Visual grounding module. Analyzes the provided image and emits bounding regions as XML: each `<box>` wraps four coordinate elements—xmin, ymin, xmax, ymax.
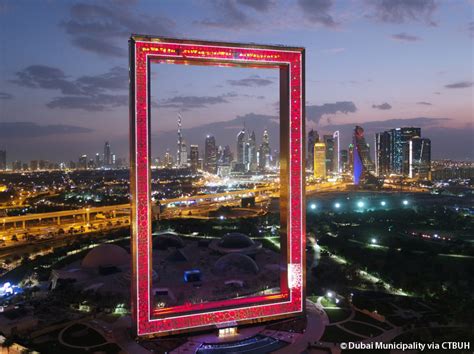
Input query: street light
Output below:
<box><xmin>380</xmin><ymin>201</ymin><xmax>386</xmax><ymax>206</ymax></box>
<box><xmin>402</xmin><ymin>200</ymin><xmax>409</xmax><ymax>206</ymax></box>
<box><xmin>310</xmin><ymin>203</ymin><xmax>316</xmax><ymax>210</ymax></box>
<box><xmin>371</xmin><ymin>238</ymin><xmax>377</xmax><ymax>244</ymax></box>
<box><xmin>326</xmin><ymin>291</ymin><xmax>333</xmax><ymax>298</ymax></box>
<box><xmin>357</xmin><ymin>201</ymin><xmax>364</xmax><ymax>208</ymax></box>
<box><xmin>334</xmin><ymin>202</ymin><xmax>341</xmax><ymax>209</ymax></box>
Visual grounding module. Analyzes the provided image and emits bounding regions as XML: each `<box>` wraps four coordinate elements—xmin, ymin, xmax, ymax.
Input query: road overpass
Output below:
<box><xmin>1</xmin><ymin>181</ymin><xmax>344</xmax><ymax>232</ymax></box>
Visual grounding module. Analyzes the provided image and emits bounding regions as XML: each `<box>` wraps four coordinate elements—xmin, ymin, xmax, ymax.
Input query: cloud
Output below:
<box><xmin>297</xmin><ymin>0</ymin><xmax>338</xmax><ymax>27</ymax></box>
<box><xmin>71</xmin><ymin>36</ymin><xmax>125</xmax><ymax>58</ymax></box>
<box><xmin>46</xmin><ymin>94</ymin><xmax>127</xmax><ymax>111</ymax></box>
<box><xmin>61</xmin><ymin>2</ymin><xmax>175</xmax><ymax>57</ymax></box>
<box><xmin>159</xmin><ymin>95</ymin><xmax>229</xmax><ymax>110</ymax></box>
<box><xmin>306</xmin><ymin>101</ymin><xmax>357</xmax><ymax>123</ymax></box>
<box><xmin>0</xmin><ymin>122</ymin><xmax>92</xmax><ymax>138</ymax></box>
<box><xmin>11</xmin><ymin>65</ymin><xmax>84</xmax><ymax>95</ymax></box>
<box><xmin>76</xmin><ymin>67</ymin><xmax>128</xmax><ymax>93</ymax></box>
<box><xmin>372</xmin><ymin>102</ymin><xmax>392</xmax><ymax>110</ymax></box>
<box><xmin>0</xmin><ymin>92</ymin><xmax>13</xmax><ymax>99</ymax></box>
<box><xmin>469</xmin><ymin>21</ymin><xmax>474</xmax><ymax>38</ymax></box>
<box><xmin>11</xmin><ymin>66</ymin><xmax>128</xmax><ymax>111</ymax></box>
<box><xmin>227</xmin><ymin>75</ymin><xmax>274</xmax><ymax>87</ymax></box>
<box><xmin>444</xmin><ymin>81</ymin><xmax>473</xmax><ymax>89</ymax></box>
<box><xmin>416</xmin><ymin>101</ymin><xmax>433</xmax><ymax>105</ymax></box>
<box><xmin>198</xmin><ymin>0</ymin><xmax>253</xmax><ymax>29</ymax></box>
<box><xmin>391</xmin><ymin>32</ymin><xmax>422</xmax><ymax>42</ymax></box>
<box><xmin>236</xmin><ymin>0</ymin><xmax>274</xmax><ymax>12</ymax></box>
<box><xmin>366</xmin><ymin>0</ymin><xmax>437</xmax><ymax>25</ymax></box>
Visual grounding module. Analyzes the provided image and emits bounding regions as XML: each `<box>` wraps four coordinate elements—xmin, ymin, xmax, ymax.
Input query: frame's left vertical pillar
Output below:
<box><xmin>129</xmin><ymin>37</ymin><xmax>138</xmax><ymax>337</ymax></box>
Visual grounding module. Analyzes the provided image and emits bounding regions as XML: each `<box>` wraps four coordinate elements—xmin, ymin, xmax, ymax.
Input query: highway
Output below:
<box><xmin>0</xmin><ymin>181</ymin><xmax>347</xmax><ymax>247</ymax></box>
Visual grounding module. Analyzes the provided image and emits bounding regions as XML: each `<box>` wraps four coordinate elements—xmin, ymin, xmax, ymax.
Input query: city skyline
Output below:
<box><xmin>0</xmin><ymin>0</ymin><xmax>472</xmax><ymax>162</ymax></box>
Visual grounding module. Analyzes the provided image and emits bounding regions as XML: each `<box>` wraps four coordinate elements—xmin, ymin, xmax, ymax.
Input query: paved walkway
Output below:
<box><xmin>274</xmin><ymin>300</ymin><xmax>327</xmax><ymax>354</ymax></box>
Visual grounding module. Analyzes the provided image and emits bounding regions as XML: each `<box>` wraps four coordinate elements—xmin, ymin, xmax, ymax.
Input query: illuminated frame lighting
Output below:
<box><xmin>130</xmin><ymin>35</ymin><xmax>306</xmax><ymax>337</ymax></box>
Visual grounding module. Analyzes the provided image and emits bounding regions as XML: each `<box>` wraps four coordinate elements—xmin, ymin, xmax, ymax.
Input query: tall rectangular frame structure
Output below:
<box><xmin>130</xmin><ymin>35</ymin><xmax>306</xmax><ymax>337</ymax></box>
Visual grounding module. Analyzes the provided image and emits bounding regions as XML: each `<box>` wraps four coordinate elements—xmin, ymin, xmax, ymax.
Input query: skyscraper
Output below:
<box><xmin>104</xmin><ymin>141</ymin><xmax>111</xmax><ymax>166</ymax></box>
<box><xmin>259</xmin><ymin>129</ymin><xmax>271</xmax><ymax>170</ymax></box>
<box><xmin>236</xmin><ymin>128</ymin><xmax>246</xmax><ymax>164</ymax></box>
<box><xmin>333</xmin><ymin>131</ymin><xmax>340</xmax><ymax>174</ymax></box>
<box><xmin>176</xmin><ymin>113</ymin><xmax>188</xmax><ymax>168</ymax></box>
<box><xmin>375</xmin><ymin>131</ymin><xmax>391</xmax><ymax>177</ymax></box>
<box><xmin>313</xmin><ymin>142</ymin><xmax>326</xmax><ymax>179</ymax></box>
<box><xmin>78</xmin><ymin>155</ymin><xmax>88</xmax><ymax>170</ymax></box>
<box><xmin>323</xmin><ymin>135</ymin><xmax>334</xmax><ymax>175</ymax></box>
<box><xmin>352</xmin><ymin>126</ymin><xmax>373</xmax><ymax>185</ymax></box>
<box><xmin>164</xmin><ymin>149</ymin><xmax>173</xmax><ymax>168</ymax></box>
<box><xmin>389</xmin><ymin>127</ymin><xmax>421</xmax><ymax>175</ymax></box>
<box><xmin>190</xmin><ymin>145</ymin><xmax>199</xmax><ymax>172</ymax></box>
<box><xmin>307</xmin><ymin>129</ymin><xmax>319</xmax><ymax>171</ymax></box>
<box><xmin>204</xmin><ymin>135</ymin><xmax>217</xmax><ymax>174</ymax></box>
<box><xmin>340</xmin><ymin>149</ymin><xmax>348</xmax><ymax>173</ymax></box>
<box><xmin>409</xmin><ymin>137</ymin><xmax>431</xmax><ymax>180</ymax></box>
<box><xmin>95</xmin><ymin>153</ymin><xmax>101</xmax><ymax>168</ymax></box>
<box><xmin>248</xmin><ymin>131</ymin><xmax>257</xmax><ymax>172</ymax></box>
<box><xmin>222</xmin><ymin>145</ymin><xmax>232</xmax><ymax>164</ymax></box>
<box><xmin>0</xmin><ymin>150</ymin><xmax>6</xmax><ymax>171</ymax></box>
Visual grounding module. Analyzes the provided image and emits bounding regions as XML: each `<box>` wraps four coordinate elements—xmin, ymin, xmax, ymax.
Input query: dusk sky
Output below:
<box><xmin>0</xmin><ymin>0</ymin><xmax>472</xmax><ymax>162</ymax></box>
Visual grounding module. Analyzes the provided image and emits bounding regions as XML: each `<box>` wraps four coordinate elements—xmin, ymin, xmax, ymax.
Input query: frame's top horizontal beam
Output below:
<box><xmin>130</xmin><ymin>34</ymin><xmax>305</xmax><ymax>53</ymax></box>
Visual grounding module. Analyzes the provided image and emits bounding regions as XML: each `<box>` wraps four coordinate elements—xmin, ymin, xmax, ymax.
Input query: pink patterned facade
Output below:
<box><xmin>130</xmin><ymin>36</ymin><xmax>306</xmax><ymax>337</ymax></box>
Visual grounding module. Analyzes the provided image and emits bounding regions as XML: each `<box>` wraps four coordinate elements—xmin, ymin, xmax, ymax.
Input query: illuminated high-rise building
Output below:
<box><xmin>333</xmin><ymin>131</ymin><xmax>340</xmax><ymax>173</ymax></box>
<box><xmin>323</xmin><ymin>135</ymin><xmax>334</xmax><ymax>175</ymax></box>
<box><xmin>204</xmin><ymin>135</ymin><xmax>217</xmax><ymax>174</ymax></box>
<box><xmin>0</xmin><ymin>150</ymin><xmax>6</xmax><ymax>171</ymax></box>
<box><xmin>236</xmin><ymin>128</ymin><xmax>246</xmax><ymax>165</ymax></box>
<box><xmin>190</xmin><ymin>145</ymin><xmax>199</xmax><ymax>172</ymax></box>
<box><xmin>352</xmin><ymin>126</ymin><xmax>373</xmax><ymax>185</ymax></box>
<box><xmin>375</xmin><ymin>131</ymin><xmax>391</xmax><ymax>177</ymax></box>
<box><xmin>221</xmin><ymin>145</ymin><xmax>232</xmax><ymax>164</ymax></box>
<box><xmin>313</xmin><ymin>142</ymin><xmax>326</xmax><ymax>179</ymax></box>
<box><xmin>259</xmin><ymin>129</ymin><xmax>271</xmax><ymax>170</ymax></box>
<box><xmin>348</xmin><ymin>144</ymin><xmax>354</xmax><ymax>173</ymax></box>
<box><xmin>104</xmin><ymin>141</ymin><xmax>111</xmax><ymax>166</ymax></box>
<box><xmin>389</xmin><ymin>127</ymin><xmax>421</xmax><ymax>175</ymax></box>
<box><xmin>307</xmin><ymin>129</ymin><xmax>319</xmax><ymax>171</ymax></box>
<box><xmin>95</xmin><ymin>153</ymin><xmax>101</xmax><ymax>168</ymax></box>
<box><xmin>409</xmin><ymin>137</ymin><xmax>431</xmax><ymax>180</ymax></box>
<box><xmin>340</xmin><ymin>149</ymin><xmax>348</xmax><ymax>173</ymax></box>
<box><xmin>78</xmin><ymin>155</ymin><xmax>87</xmax><ymax>170</ymax></box>
<box><xmin>164</xmin><ymin>149</ymin><xmax>173</xmax><ymax>168</ymax></box>
<box><xmin>176</xmin><ymin>113</ymin><xmax>188</xmax><ymax>168</ymax></box>
<box><xmin>248</xmin><ymin>131</ymin><xmax>257</xmax><ymax>172</ymax></box>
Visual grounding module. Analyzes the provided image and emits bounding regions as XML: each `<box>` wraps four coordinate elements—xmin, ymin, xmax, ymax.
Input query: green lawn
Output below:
<box><xmin>320</xmin><ymin>325</ymin><xmax>364</xmax><ymax>343</ymax></box>
<box><xmin>324</xmin><ymin>308</ymin><xmax>352</xmax><ymax>323</ymax></box>
<box><xmin>61</xmin><ymin>323</ymin><xmax>106</xmax><ymax>347</ymax></box>
<box><xmin>340</xmin><ymin>321</ymin><xmax>384</xmax><ymax>338</ymax></box>
<box><xmin>353</xmin><ymin>311</ymin><xmax>392</xmax><ymax>330</ymax></box>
